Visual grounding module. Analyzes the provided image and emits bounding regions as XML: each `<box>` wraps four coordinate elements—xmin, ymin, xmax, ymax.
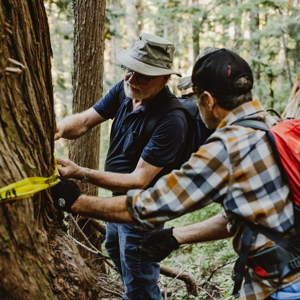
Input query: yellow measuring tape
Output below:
<box><xmin>0</xmin><ymin>155</ymin><xmax>60</xmax><ymax>203</ymax></box>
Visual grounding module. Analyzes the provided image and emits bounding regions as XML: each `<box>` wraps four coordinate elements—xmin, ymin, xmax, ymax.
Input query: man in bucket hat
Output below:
<box><xmin>53</xmin><ymin>47</ymin><xmax>300</xmax><ymax>300</ymax></box>
<box><xmin>54</xmin><ymin>33</ymin><xmax>188</xmax><ymax>300</ymax></box>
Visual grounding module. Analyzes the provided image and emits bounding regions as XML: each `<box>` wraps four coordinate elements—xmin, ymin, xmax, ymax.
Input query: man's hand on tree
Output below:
<box><xmin>56</xmin><ymin>158</ymin><xmax>84</xmax><ymax>179</ymax></box>
<box><xmin>51</xmin><ymin>177</ymin><xmax>82</xmax><ymax>213</ymax></box>
<box><xmin>137</xmin><ymin>228</ymin><xmax>181</xmax><ymax>262</ymax></box>
<box><xmin>54</xmin><ymin>122</ymin><xmax>64</xmax><ymax>141</ymax></box>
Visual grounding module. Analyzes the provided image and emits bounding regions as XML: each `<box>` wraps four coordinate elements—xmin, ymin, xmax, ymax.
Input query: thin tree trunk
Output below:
<box><xmin>70</xmin><ymin>0</ymin><xmax>106</xmax><ymax>259</ymax></box>
<box><xmin>110</xmin><ymin>0</ymin><xmax>122</xmax><ymax>83</ymax></box>
<box><xmin>282</xmin><ymin>71</ymin><xmax>300</xmax><ymax>118</ymax></box>
<box><xmin>250</xmin><ymin>6</ymin><xmax>260</xmax><ymax>82</ymax></box>
<box><xmin>233</xmin><ymin>0</ymin><xmax>242</xmax><ymax>51</ymax></box>
<box><xmin>126</xmin><ymin>0</ymin><xmax>139</xmax><ymax>48</ymax></box>
<box><xmin>192</xmin><ymin>0</ymin><xmax>200</xmax><ymax>62</ymax></box>
<box><xmin>0</xmin><ymin>0</ymin><xmax>100</xmax><ymax>299</ymax></box>
<box><xmin>137</xmin><ymin>0</ymin><xmax>143</xmax><ymax>32</ymax></box>
<box><xmin>71</xmin><ymin>0</ymin><xmax>105</xmax><ymax>185</ymax></box>
<box><xmin>281</xmin><ymin>32</ymin><xmax>293</xmax><ymax>90</ymax></box>
<box><xmin>294</xmin><ymin>40</ymin><xmax>300</xmax><ymax>73</ymax></box>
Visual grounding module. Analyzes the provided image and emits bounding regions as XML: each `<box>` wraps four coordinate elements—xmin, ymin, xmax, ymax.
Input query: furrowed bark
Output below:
<box><xmin>69</xmin><ymin>0</ymin><xmax>106</xmax><ymax>259</ymax></box>
<box><xmin>0</xmin><ymin>0</ymin><xmax>101</xmax><ymax>298</ymax></box>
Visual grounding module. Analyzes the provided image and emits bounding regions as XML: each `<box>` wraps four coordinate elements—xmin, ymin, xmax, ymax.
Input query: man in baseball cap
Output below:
<box><xmin>53</xmin><ymin>48</ymin><xmax>300</xmax><ymax>299</ymax></box>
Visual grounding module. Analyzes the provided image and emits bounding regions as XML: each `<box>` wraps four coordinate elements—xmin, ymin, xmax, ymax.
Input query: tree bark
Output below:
<box><xmin>232</xmin><ymin>0</ymin><xmax>242</xmax><ymax>51</ymax></box>
<box><xmin>109</xmin><ymin>0</ymin><xmax>122</xmax><ymax>83</ymax></box>
<box><xmin>282</xmin><ymin>71</ymin><xmax>300</xmax><ymax>118</ymax></box>
<box><xmin>281</xmin><ymin>32</ymin><xmax>293</xmax><ymax>90</ymax></box>
<box><xmin>126</xmin><ymin>0</ymin><xmax>140</xmax><ymax>48</ymax></box>
<box><xmin>0</xmin><ymin>0</ymin><xmax>101</xmax><ymax>299</ymax></box>
<box><xmin>192</xmin><ymin>0</ymin><xmax>200</xmax><ymax>62</ymax></box>
<box><xmin>294</xmin><ymin>40</ymin><xmax>300</xmax><ymax>73</ymax></box>
<box><xmin>250</xmin><ymin>6</ymin><xmax>260</xmax><ymax>83</ymax></box>
<box><xmin>70</xmin><ymin>0</ymin><xmax>106</xmax><ymax>191</ymax></box>
<box><xmin>69</xmin><ymin>0</ymin><xmax>106</xmax><ymax>259</ymax></box>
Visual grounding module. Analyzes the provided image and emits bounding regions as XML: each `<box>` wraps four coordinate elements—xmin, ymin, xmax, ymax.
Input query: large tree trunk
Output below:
<box><xmin>69</xmin><ymin>0</ymin><xmax>106</xmax><ymax>259</ymax></box>
<box><xmin>0</xmin><ymin>0</ymin><xmax>101</xmax><ymax>299</ymax></box>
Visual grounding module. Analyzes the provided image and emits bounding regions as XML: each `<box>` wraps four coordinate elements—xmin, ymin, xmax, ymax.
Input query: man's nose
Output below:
<box><xmin>127</xmin><ymin>72</ymin><xmax>139</xmax><ymax>85</ymax></box>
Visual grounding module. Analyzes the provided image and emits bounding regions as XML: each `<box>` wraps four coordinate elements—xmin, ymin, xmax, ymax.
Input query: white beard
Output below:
<box><xmin>124</xmin><ymin>81</ymin><xmax>151</xmax><ymax>100</ymax></box>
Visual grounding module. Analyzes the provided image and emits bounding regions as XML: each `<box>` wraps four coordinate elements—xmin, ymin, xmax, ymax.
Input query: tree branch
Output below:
<box><xmin>68</xmin><ymin>213</ymin><xmax>116</xmax><ymax>270</ymax></box>
<box><xmin>160</xmin><ymin>264</ymin><xmax>198</xmax><ymax>296</ymax></box>
<box><xmin>206</xmin><ymin>259</ymin><xmax>237</xmax><ymax>282</ymax></box>
<box><xmin>89</xmin><ymin>218</ymin><xmax>107</xmax><ymax>235</ymax></box>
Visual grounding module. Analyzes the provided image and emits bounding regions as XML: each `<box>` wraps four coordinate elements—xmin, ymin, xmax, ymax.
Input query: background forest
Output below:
<box><xmin>46</xmin><ymin>0</ymin><xmax>300</xmax><ymax>299</ymax></box>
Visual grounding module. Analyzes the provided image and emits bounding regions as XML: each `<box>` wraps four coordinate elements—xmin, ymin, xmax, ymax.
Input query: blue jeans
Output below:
<box><xmin>105</xmin><ymin>223</ymin><xmax>163</xmax><ymax>300</ymax></box>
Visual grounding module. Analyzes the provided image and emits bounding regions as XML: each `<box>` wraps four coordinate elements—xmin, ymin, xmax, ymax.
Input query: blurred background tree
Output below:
<box><xmin>47</xmin><ymin>0</ymin><xmax>300</xmax><ymax>162</ymax></box>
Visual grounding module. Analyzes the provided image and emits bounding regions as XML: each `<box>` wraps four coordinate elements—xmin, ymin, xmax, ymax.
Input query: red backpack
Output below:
<box><xmin>270</xmin><ymin>118</ymin><xmax>300</xmax><ymax>205</ymax></box>
<box><xmin>231</xmin><ymin>116</ymin><xmax>300</xmax><ymax>297</ymax></box>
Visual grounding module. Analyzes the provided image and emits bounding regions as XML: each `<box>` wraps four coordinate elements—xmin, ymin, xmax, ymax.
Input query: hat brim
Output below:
<box><xmin>177</xmin><ymin>76</ymin><xmax>193</xmax><ymax>91</ymax></box>
<box><xmin>116</xmin><ymin>49</ymin><xmax>182</xmax><ymax>77</ymax></box>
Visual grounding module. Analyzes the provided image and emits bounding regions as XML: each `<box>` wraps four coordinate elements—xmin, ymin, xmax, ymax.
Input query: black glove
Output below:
<box><xmin>51</xmin><ymin>176</ymin><xmax>82</xmax><ymax>213</ymax></box>
<box><xmin>137</xmin><ymin>228</ymin><xmax>181</xmax><ymax>262</ymax></box>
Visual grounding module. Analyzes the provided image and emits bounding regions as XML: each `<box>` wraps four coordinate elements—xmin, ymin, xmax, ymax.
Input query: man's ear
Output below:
<box><xmin>203</xmin><ymin>91</ymin><xmax>216</xmax><ymax>112</ymax></box>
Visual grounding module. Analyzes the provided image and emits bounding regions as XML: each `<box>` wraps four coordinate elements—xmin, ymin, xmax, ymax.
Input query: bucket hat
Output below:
<box><xmin>116</xmin><ymin>33</ymin><xmax>181</xmax><ymax>77</ymax></box>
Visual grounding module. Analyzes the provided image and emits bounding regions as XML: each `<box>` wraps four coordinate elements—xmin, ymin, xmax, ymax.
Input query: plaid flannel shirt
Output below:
<box><xmin>126</xmin><ymin>100</ymin><xmax>300</xmax><ymax>299</ymax></box>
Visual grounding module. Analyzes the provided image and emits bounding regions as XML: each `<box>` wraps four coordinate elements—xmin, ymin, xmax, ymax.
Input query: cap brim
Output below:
<box><xmin>116</xmin><ymin>49</ymin><xmax>182</xmax><ymax>77</ymax></box>
<box><xmin>177</xmin><ymin>76</ymin><xmax>193</xmax><ymax>90</ymax></box>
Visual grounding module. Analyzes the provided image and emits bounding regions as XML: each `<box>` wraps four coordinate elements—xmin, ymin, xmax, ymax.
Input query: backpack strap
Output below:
<box><xmin>117</xmin><ymin>85</ymin><xmax>186</xmax><ymax>139</ymax></box>
<box><xmin>232</xmin><ymin>220</ymin><xmax>300</xmax><ymax>297</ymax></box>
<box><xmin>232</xmin><ymin>119</ymin><xmax>300</xmax><ymax>296</ymax></box>
<box><xmin>234</xmin><ymin>119</ymin><xmax>269</xmax><ymax>131</ymax></box>
<box><xmin>232</xmin><ymin>226</ymin><xmax>254</xmax><ymax>297</ymax></box>
<box><xmin>145</xmin><ymin>96</ymin><xmax>185</xmax><ymax>138</ymax></box>
<box><xmin>234</xmin><ymin>120</ymin><xmax>288</xmax><ymax>184</ymax></box>
<box><xmin>178</xmin><ymin>98</ymin><xmax>199</xmax><ymax>118</ymax></box>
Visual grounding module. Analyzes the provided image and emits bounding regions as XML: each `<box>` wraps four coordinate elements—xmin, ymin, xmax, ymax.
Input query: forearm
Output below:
<box><xmin>71</xmin><ymin>194</ymin><xmax>133</xmax><ymax>223</ymax></box>
<box><xmin>56</xmin><ymin>108</ymin><xmax>105</xmax><ymax>140</ymax></box>
<box><xmin>89</xmin><ymin>170</ymin><xmax>146</xmax><ymax>193</ymax></box>
<box><xmin>58</xmin><ymin>114</ymin><xmax>88</xmax><ymax>140</ymax></box>
<box><xmin>173</xmin><ymin>213</ymin><xmax>232</xmax><ymax>244</ymax></box>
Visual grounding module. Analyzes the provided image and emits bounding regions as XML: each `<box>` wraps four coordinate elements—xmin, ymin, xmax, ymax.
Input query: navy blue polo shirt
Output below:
<box><xmin>93</xmin><ymin>80</ymin><xmax>188</xmax><ymax>193</ymax></box>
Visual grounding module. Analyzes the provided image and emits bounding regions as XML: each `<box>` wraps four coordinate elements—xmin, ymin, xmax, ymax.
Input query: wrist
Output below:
<box><xmin>80</xmin><ymin>168</ymin><xmax>91</xmax><ymax>182</ymax></box>
<box><xmin>70</xmin><ymin>194</ymin><xmax>84</xmax><ymax>213</ymax></box>
<box><xmin>172</xmin><ymin>228</ymin><xmax>184</xmax><ymax>244</ymax></box>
